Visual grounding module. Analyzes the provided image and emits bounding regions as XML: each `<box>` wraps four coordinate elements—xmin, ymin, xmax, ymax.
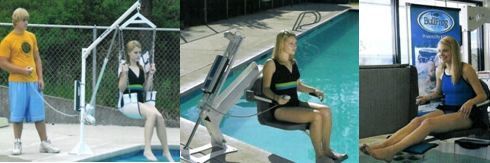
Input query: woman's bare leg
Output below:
<box><xmin>306</xmin><ymin>102</ymin><xmax>335</xmax><ymax>157</ymax></box>
<box><xmin>369</xmin><ymin>112</ymin><xmax>472</xmax><ymax>161</ymax></box>
<box><xmin>274</xmin><ymin>107</ymin><xmax>325</xmax><ymax>160</ymax></box>
<box><xmin>139</xmin><ymin>103</ymin><xmax>158</xmax><ymax>161</ymax></box>
<box><xmin>367</xmin><ymin>110</ymin><xmax>444</xmax><ymax>151</ymax></box>
<box><xmin>152</xmin><ymin>108</ymin><xmax>174</xmax><ymax>162</ymax></box>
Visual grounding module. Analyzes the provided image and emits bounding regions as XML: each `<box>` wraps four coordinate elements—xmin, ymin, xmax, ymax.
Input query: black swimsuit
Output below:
<box><xmin>269</xmin><ymin>59</ymin><xmax>302</xmax><ymax>107</ymax></box>
<box><xmin>120</xmin><ymin>67</ymin><xmax>145</xmax><ymax>107</ymax></box>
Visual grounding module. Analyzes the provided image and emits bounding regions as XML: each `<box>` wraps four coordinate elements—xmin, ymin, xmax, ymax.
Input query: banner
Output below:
<box><xmin>409</xmin><ymin>4</ymin><xmax>461</xmax><ymax>95</ymax></box>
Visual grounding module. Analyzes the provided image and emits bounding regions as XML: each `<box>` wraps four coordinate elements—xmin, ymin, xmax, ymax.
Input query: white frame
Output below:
<box><xmin>71</xmin><ymin>1</ymin><xmax>157</xmax><ymax>155</ymax></box>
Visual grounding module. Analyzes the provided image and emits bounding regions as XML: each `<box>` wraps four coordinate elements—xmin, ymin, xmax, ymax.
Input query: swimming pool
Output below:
<box><xmin>98</xmin><ymin>149</ymin><xmax>180</xmax><ymax>162</ymax></box>
<box><xmin>181</xmin><ymin>10</ymin><xmax>359</xmax><ymax>163</ymax></box>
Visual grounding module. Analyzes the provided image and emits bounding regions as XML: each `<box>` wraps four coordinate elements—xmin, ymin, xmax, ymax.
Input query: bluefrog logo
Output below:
<box><xmin>417</xmin><ymin>10</ymin><xmax>454</xmax><ymax>33</ymax></box>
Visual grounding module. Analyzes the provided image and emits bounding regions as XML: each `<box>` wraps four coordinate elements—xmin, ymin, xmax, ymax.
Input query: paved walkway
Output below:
<box><xmin>180</xmin><ymin>3</ymin><xmax>356</xmax><ymax>95</ymax></box>
<box><xmin>0</xmin><ymin>123</ymin><xmax>179</xmax><ymax>162</ymax></box>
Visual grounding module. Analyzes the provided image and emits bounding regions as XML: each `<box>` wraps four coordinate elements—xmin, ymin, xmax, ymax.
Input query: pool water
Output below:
<box><xmin>99</xmin><ymin>149</ymin><xmax>180</xmax><ymax>162</ymax></box>
<box><xmin>181</xmin><ymin>11</ymin><xmax>359</xmax><ymax>163</ymax></box>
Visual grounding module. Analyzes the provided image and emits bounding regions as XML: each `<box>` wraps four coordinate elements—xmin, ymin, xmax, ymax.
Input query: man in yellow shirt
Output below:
<box><xmin>0</xmin><ymin>8</ymin><xmax>59</xmax><ymax>155</ymax></box>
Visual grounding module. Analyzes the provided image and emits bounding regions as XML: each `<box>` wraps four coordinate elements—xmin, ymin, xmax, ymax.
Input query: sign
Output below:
<box><xmin>410</xmin><ymin>4</ymin><xmax>461</xmax><ymax>95</ymax></box>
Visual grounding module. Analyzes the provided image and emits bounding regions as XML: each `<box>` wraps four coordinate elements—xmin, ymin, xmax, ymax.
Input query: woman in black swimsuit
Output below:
<box><xmin>118</xmin><ymin>40</ymin><xmax>174</xmax><ymax>161</ymax></box>
<box><xmin>262</xmin><ymin>31</ymin><xmax>347</xmax><ymax>162</ymax></box>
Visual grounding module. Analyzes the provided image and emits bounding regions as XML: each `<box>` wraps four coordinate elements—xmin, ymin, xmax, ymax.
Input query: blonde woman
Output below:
<box><xmin>118</xmin><ymin>40</ymin><xmax>174</xmax><ymax>161</ymax></box>
<box><xmin>262</xmin><ymin>31</ymin><xmax>347</xmax><ymax>162</ymax></box>
<box><xmin>362</xmin><ymin>36</ymin><xmax>489</xmax><ymax>161</ymax></box>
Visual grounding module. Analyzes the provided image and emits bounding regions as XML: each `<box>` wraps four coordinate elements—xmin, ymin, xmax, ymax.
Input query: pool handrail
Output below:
<box><xmin>292</xmin><ymin>11</ymin><xmax>321</xmax><ymax>31</ymax></box>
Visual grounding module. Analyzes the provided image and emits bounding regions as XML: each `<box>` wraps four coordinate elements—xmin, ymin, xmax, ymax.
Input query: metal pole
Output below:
<box><xmin>82</xmin><ymin>1</ymin><xmax>140</xmax><ymax>60</ymax></box>
<box><xmin>485</xmin><ymin>0</ymin><xmax>490</xmax><ymax>70</ymax></box>
<box><xmin>392</xmin><ymin>0</ymin><xmax>401</xmax><ymax>64</ymax></box>
<box><xmin>244</xmin><ymin>0</ymin><xmax>247</xmax><ymax>15</ymax></box>
<box><xmin>227</xmin><ymin>0</ymin><xmax>229</xmax><ymax>18</ymax></box>
<box><xmin>204</xmin><ymin>0</ymin><xmax>208</xmax><ymax>24</ymax></box>
<box><xmin>92</xmin><ymin>26</ymin><xmax>97</xmax><ymax>110</ymax></box>
<box><xmin>479</xmin><ymin>26</ymin><xmax>485</xmax><ymax>71</ymax></box>
<box><xmin>468</xmin><ymin>31</ymin><xmax>472</xmax><ymax>65</ymax></box>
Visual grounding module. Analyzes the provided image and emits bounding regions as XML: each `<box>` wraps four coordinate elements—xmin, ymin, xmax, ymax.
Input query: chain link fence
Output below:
<box><xmin>181</xmin><ymin>0</ymin><xmax>309</xmax><ymax>27</ymax></box>
<box><xmin>0</xmin><ymin>23</ymin><xmax>180</xmax><ymax>127</ymax></box>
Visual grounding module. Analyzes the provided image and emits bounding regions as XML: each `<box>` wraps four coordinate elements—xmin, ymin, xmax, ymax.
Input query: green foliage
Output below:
<box><xmin>152</xmin><ymin>0</ymin><xmax>180</xmax><ymax>28</ymax></box>
<box><xmin>0</xmin><ymin>0</ymin><xmax>180</xmax><ymax>115</ymax></box>
<box><xmin>0</xmin><ymin>0</ymin><xmax>179</xmax><ymax>27</ymax></box>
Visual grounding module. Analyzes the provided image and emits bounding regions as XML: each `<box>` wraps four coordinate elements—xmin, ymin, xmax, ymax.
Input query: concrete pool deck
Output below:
<box><xmin>0</xmin><ymin>123</ymin><xmax>179</xmax><ymax>162</ymax></box>
<box><xmin>180</xmin><ymin>3</ymin><xmax>357</xmax><ymax>96</ymax></box>
<box><xmin>180</xmin><ymin>118</ymin><xmax>293</xmax><ymax>163</ymax></box>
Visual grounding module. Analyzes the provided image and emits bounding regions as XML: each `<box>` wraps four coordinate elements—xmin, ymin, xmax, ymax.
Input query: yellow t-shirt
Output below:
<box><xmin>0</xmin><ymin>31</ymin><xmax>39</xmax><ymax>82</ymax></box>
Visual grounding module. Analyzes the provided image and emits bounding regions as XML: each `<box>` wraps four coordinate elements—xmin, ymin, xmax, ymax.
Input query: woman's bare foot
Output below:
<box><xmin>144</xmin><ymin>149</ymin><xmax>157</xmax><ymax>161</ymax></box>
<box><xmin>368</xmin><ymin>147</ymin><xmax>394</xmax><ymax>162</ymax></box>
<box><xmin>332</xmin><ymin>151</ymin><xmax>348</xmax><ymax>161</ymax></box>
<box><xmin>163</xmin><ymin>151</ymin><xmax>174</xmax><ymax>162</ymax></box>
<box><xmin>324</xmin><ymin>149</ymin><xmax>348</xmax><ymax>161</ymax></box>
<box><xmin>360</xmin><ymin>144</ymin><xmax>370</xmax><ymax>155</ymax></box>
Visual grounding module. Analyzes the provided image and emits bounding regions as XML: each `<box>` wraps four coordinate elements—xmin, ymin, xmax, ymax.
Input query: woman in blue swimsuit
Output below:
<box><xmin>262</xmin><ymin>31</ymin><xmax>347</xmax><ymax>162</ymax></box>
<box><xmin>363</xmin><ymin>36</ymin><xmax>488</xmax><ymax>162</ymax></box>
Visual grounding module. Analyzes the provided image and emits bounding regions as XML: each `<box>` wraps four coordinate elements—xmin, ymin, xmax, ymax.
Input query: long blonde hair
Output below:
<box><xmin>271</xmin><ymin>30</ymin><xmax>296</xmax><ymax>62</ymax></box>
<box><xmin>439</xmin><ymin>36</ymin><xmax>462</xmax><ymax>84</ymax></box>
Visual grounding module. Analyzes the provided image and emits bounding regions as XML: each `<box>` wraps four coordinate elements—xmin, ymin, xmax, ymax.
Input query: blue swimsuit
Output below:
<box><xmin>437</xmin><ymin>70</ymin><xmax>488</xmax><ymax>128</ymax></box>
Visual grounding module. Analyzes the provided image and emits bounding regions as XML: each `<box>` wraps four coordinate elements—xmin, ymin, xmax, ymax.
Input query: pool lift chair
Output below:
<box><xmin>245</xmin><ymin>77</ymin><xmax>310</xmax><ymax>131</ymax></box>
<box><xmin>400</xmin><ymin>79</ymin><xmax>490</xmax><ymax>159</ymax></box>
<box><xmin>181</xmin><ymin>31</ymin><xmax>319</xmax><ymax>162</ymax></box>
<box><xmin>71</xmin><ymin>0</ymin><xmax>157</xmax><ymax>155</ymax></box>
<box><xmin>181</xmin><ymin>31</ymin><xmax>265</xmax><ymax>163</ymax></box>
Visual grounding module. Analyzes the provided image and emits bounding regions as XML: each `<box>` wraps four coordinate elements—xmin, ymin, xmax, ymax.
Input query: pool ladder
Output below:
<box><xmin>292</xmin><ymin>11</ymin><xmax>321</xmax><ymax>31</ymax></box>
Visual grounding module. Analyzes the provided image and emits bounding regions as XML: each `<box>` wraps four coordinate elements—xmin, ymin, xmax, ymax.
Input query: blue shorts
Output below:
<box><xmin>9</xmin><ymin>82</ymin><xmax>45</xmax><ymax>123</ymax></box>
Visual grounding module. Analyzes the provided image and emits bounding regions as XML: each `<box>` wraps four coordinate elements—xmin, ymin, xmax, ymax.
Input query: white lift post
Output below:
<box><xmin>181</xmin><ymin>31</ymin><xmax>262</xmax><ymax>163</ymax></box>
<box><xmin>70</xmin><ymin>1</ymin><xmax>156</xmax><ymax>155</ymax></box>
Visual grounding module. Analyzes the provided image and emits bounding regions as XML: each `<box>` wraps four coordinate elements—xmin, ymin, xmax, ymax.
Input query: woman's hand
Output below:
<box><xmin>277</xmin><ymin>95</ymin><xmax>290</xmax><ymax>105</ymax></box>
<box><xmin>459</xmin><ymin>100</ymin><xmax>474</xmax><ymax>119</ymax></box>
<box><xmin>313</xmin><ymin>89</ymin><xmax>325</xmax><ymax>101</ymax></box>
<box><xmin>121</xmin><ymin>64</ymin><xmax>129</xmax><ymax>73</ymax></box>
<box><xmin>149</xmin><ymin>64</ymin><xmax>156</xmax><ymax>75</ymax></box>
<box><xmin>416</xmin><ymin>95</ymin><xmax>429</xmax><ymax>105</ymax></box>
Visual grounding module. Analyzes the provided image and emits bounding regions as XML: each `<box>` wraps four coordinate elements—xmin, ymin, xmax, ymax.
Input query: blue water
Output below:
<box><xmin>99</xmin><ymin>149</ymin><xmax>180</xmax><ymax>162</ymax></box>
<box><xmin>181</xmin><ymin>11</ymin><xmax>359</xmax><ymax>163</ymax></box>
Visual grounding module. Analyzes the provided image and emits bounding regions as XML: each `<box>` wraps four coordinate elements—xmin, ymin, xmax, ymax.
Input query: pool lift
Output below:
<box><xmin>397</xmin><ymin>5</ymin><xmax>490</xmax><ymax>159</ymax></box>
<box><xmin>71</xmin><ymin>0</ymin><xmax>157</xmax><ymax>155</ymax></box>
<box><xmin>459</xmin><ymin>5</ymin><xmax>490</xmax><ymax>64</ymax></box>
<box><xmin>181</xmin><ymin>31</ymin><xmax>264</xmax><ymax>163</ymax></box>
<box><xmin>460</xmin><ymin>5</ymin><xmax>490</xmax><ymax>32</ymax></box>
